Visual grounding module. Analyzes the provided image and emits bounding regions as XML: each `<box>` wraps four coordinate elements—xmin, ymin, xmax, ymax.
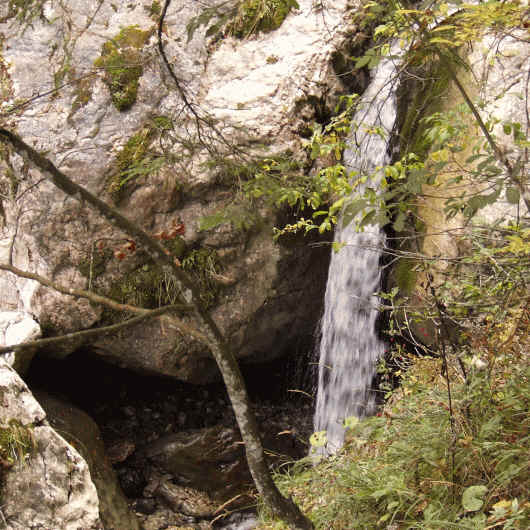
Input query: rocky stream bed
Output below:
<box><xmin>26</xmin><ymin>349</ymin><xmax>315</xmax><ymax>529</ymax></box>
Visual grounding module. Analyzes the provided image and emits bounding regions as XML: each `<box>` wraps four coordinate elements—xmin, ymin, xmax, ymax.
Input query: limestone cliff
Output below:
<box><xmin>0</xmin><ymin>0</ymin><xmax>354</xmax><ymax>382</ymax></box>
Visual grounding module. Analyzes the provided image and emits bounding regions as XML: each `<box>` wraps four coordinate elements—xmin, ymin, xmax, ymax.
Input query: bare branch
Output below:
<box><xmin>0</xmin><ymin>304</ymin><xmax>202</xmax><ymax>354</ymax></box>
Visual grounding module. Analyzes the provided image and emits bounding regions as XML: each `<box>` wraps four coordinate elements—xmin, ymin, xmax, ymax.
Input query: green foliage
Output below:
<box><xmin>181</xmin><ymin>248</ymin><xmax>223</xmax><ymax>309</ymax></box>
<box><xmin>94</xmin><ymin>26</ymin><xmax>151</xmax><ymax>111</ymax></box>
<box><xmin>253</xmin><ymin>3</ymin><xmax>529</xmax><ymax>528</ymax></box>
<box><xmin>3</xmin><ymin>0</ymin><xmax>46</xmax><ymax>25</ymax></box>
<box><xmin>198</xmin><ymin>153</ymin><xmax>312</xmax><ymax>233</ymax></box>
<box><xmin>262</xmin><ymin>343</ymin><xmax>530</xmax><ymax>528</ymax></box>
<box><xmin>199</xmin><ymin>203</ymin><xmax>259</xmax><ymax>232</ymax></box>
<box><xmin>106</xmin><ymin>260</ymin><xmax>183</xmax><ymax>317</ymax></box>
<box><xmin>0</xmin><ymin>420</ymin><xmax>35</xmax><ymax>474</ymax></box>
<box><xmin>148</xmin><ymin>1</ymin><xmax>161</xmax><ymax>17</ymax></box>
<box><xmin>109</xmin><ymin>116</ymin><xmax>174</xmax><ymax>201</ymax></box>
<box><xmin>186</xmin><ymin>0</ymin><xmax>299</xmax><ymax>42</ymax></box>
<box><xmin>227</xmin><ymin>0</ymin><xmax>299</xmax><ymax>38</ymax></box>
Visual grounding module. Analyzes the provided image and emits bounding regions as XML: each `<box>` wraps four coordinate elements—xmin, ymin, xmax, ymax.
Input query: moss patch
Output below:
<box><xmin>0</xmin><ymin>420</ymin><xmax>35</xmax><ymax>490</ymax></box>
<box><xmin>103</xmin><ymin>238</ymin><xmax>187</xmax><ymax>320</ymax></box>
<box><xmin>393</xmin><ymin>258</ymin><xmax>418</xmax><ymax>296</ymax></box>
<box><xmin>108</xmin><ymin>117</ymin><xmax>173</xmax><ymax>201</ymax></box>
<box><xmin>71</xmin><ymin>76</ymin><xmax>94</xmax><ymax>114</ymax></box>
<box><xmin>94</xmin><ymin>25</ymin><xmax>151</xmax><ymax>111</ymax></box>
<box><xmin>78</xmin><ymin>248</ymin><xmax>112</xmax><ymax>280</ymax></box>
<box><xmin>181</xmin><ymin>248</ymin><xmax>223</xmax><ymax>309</ymax></box>
<box><xmin>147</xmin><ymin>1</ymin><xmax>161</xmax><ymax>18</ymax></box>
<box><xmin>0</xmin><ymin>38</ymin><xmax>13</xmax><ymax>106</ymax></box>
<box><xmin>2</xmin><ymin>0</ymin><xmax>46</xmax><ymax>24</ymax></box>
<box><xmin>227</xmin><ymin>0</ymin><xmax>299</xmax><ymax>38</ymax></box>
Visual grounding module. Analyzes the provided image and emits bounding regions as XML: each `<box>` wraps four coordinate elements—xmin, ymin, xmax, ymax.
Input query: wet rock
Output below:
<box><xmin>35</xmin><ymin>391</ymin><xmax>141</xmax><ymax>530</ymax></box>
<box><xmin>140</xmin><ymin>507</ymin><xmax>200</xmax><ymax>530</ymax></box>
<box><xmin>156</xmin><ymin>480</ymin><xmax>217</xmax><ymax>518</ymax></box>
<box><xmin>107</xmin><ymin>438</ymin><xmax>136</xmax><ymax>464</ymax></box>
<box><xmin>145</xmin><ymin>425</ymin><xmax>250</xmax><ymax>500</ymax></box>
<box><xmin>134</xmin><ymin>497</ymin><xmax>157</xmax><ymax>515</ymax></box>
<box><xmin>117</xmin><ymin>464</ymin><xmax>148</xmax><ymax>498</ymax></box>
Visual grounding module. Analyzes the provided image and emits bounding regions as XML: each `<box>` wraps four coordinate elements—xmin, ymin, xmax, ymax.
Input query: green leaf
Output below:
<box><xmin>393</xmin><ymin>211</ymin><xmax>406</xmax><ymax>232</ymax></box>
<box><xmin>506</xmin><ymin>186</ymin><xmax>520</xmax><ymax>204</ymax></box>
<box><xmin>355</xmin><ymin>55</ymin><xmax>371</xmax><ymax>69</ymax></box>
<box><xmin>462</xmin><ymin>485</ymin><xmax>488</xmax><ymax>512</ymax></box>
<box><xmin>503</xmin><ymin>123</ymin><xmax>512</xmax><ymax>135</ymax></box>
<box><xmin>309</xmin><ymin>431</ymin><xmax>327</xmax><ymax>448</ymax></box>
<box><xmin>343</xmin><ymin>199</ymin><xmax>367</xmax><ymax>227</ymax></box>
<box><xmin>344</xmin><ymin>416</ymin><xmax>359</xmax><ymax>430</ymax></box>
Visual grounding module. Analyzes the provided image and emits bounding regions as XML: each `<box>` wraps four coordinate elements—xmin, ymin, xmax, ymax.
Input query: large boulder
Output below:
<box><xmin>0</xmin><ymin>0</ymin><xmax>348</xmax><ymax>382</ymax></box>
<box><xmin>0</xmin><ymin>359</ymin><xmax>102</xmax><ymax>529</ymax></box>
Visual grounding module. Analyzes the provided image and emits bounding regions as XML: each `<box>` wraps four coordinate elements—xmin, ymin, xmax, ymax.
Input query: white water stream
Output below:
<box><xmin>313</xmin><ymin>50</ymin><xmax>400</xmax><ymax>455</ymax></box>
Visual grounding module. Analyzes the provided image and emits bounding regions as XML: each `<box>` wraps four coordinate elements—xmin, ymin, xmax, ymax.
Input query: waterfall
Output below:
<box><xmin>313</xmin><ymin>50</ymin><xmax>400</xmax><ymax>455</ymax></box>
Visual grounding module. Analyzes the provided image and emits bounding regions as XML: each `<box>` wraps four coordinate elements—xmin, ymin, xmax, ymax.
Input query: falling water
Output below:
<box><xmin>313</xmin><ymin>50</ymin><xmax>400</xmax><ymax>455</ymax></box>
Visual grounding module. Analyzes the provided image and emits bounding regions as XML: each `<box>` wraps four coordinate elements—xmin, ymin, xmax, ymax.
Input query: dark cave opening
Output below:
<box><xmin>25</xmin><ymin>347</ymin><xmax>314</xmax><ymax>526</ymax></box>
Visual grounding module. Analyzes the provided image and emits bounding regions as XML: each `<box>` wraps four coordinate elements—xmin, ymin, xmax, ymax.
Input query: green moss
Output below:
<box><xmin>4</xmin><ymin>0</ymin><xmax>46</xmax><ymax>24</ymax></box>
<box><xmin>397</xmin><ymin>59</ymin><xmax>452</xmax><ymax>158</ymax></box>
<box><xmin>182</xmin><ymin>248</ymin><xmax>222</xmax><ymax>309</ymax></box>
<box><xmin>78</xmin><ymin>248</ymin><xmax>112</xmax><ymax>280</ymax></box>
<box><xmin>148</xmin><ymin>1</ymin><xmax>161</xmax><ymax>17</ymax></box>
<box><xmin>109</xmin><ymin>125</ymin><xmax>155</xmax><ymax>201</ymax></box>
<box><xmin>0</xmin><ymin>420</ymin><xmax>35</xmax><ymax>477</ymax></box>
<box><xmin>71</xmin><ymin>77</ymin><xmax>94</xmax><ymax>114</ymax></box>
<box><xmin>394</xmin><ymin>258</ymin><xmax>418</xmax><ymax>296</ymax></box>
<box><xmin>104</xmin><ymin>237</ymin><xmax>187</xmax><ymax>319</ymax></box>
<box><xmin>228</xmin><ymin>0</ymin><xmax>299</xmax><ymax>38</ymax></box>
<box><xmin>93</xmin><ymin>26</ymin><xmax>151</xmax><ymax>111</ymax></box>
<box><xmin>108</xmin><ymin>116</ymin><xmax>177</xmax><ymax>201</ymax></box>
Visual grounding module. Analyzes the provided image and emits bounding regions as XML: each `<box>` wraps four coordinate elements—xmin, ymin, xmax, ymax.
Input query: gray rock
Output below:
<box><xmin>145</xmin><ymin>425</ymin><xmax>250</xmax><ymax>500</ymax></box>
<box><xmin>0</xmin><ymin>359</ymin><xmax>102</xmax><ymax>530</ymax></box>
<box><xmin>0</xmin><ymin>0</ymin><xmax>339</xmax><ymax>382</ymax></box>
<box><xmin>156</xmin><ymin>480</ymin><xmax>217</xmax><ymax>518</ymax></box>
<box><xmin>0</xmin><ymin>311</ymin><xmax>41</xmax><ymax>374</ymax></box>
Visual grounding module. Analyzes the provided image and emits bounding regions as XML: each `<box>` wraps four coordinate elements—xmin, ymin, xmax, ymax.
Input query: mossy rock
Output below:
<box><xmin>0</xmin><ymin>420</ymin><xmax>35</xmax><ymax>483</ymax></box>
<box><xmin>108</xmin><ymin>117</ymin><xmax>174</xmax><ymax>201</ymax></box>
<box><xmin>182</xmin><ymin>248</ymin><xmax>223</xmax><ymax>309</ymax></box>
<box><xmin>103</xmin><ymin>237</ymin><xmax>187</xmax><ymax>318</ymax></box>
<box><xmin>393</xmin><ymin>257</ymin><xmax>418</xmax><ymax>296</ymax></box>
<box><xmin>94</xmin><ymin>26</ymin><xmax>151</xmax><ymax>111</ymax></box>
<box><xmin>78</xmin><ymin>248</ymin><xmax>112</xmax><ymax>280</ymax></box>
<box><xmin>228</xmin><ymin>0</ymin><xmax>299</xmax><ymax>38</ymax></box>
<box><xmin>71</xmin><ymin>77</ymin><xmax>94</xmax><ymax>114</ymax></box>
<box><xmin>3</xmin><ymin>0</ymin><xmax>46</xmax><ymax>23</ymax></box>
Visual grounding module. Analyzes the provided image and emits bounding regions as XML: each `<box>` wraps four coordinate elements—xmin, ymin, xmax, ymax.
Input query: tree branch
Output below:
<box><xmin>0</xmin><ymin>305</ymin><xmax>199</xmax><ymax>354</ymax></box>
<box><xmin>0</xmin><ymin>262</ymin><xmax>193</xmax><ymax>315</ymax></box>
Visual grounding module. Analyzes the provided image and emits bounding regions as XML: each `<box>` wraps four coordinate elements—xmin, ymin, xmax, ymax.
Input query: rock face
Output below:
<box><xmin>0</xmin><ymin>359</ymin><xmax>102</xmax><ymax>530</ymax></box>
<box><xmin>0</xmin><ymin>311</ymin><xmax>41</xmax><ymax>373</ymax></box>
<box><xmin>0</xmin><ymin>0</ymin><xmax>347</xmax><ymax>382</ymax></box>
